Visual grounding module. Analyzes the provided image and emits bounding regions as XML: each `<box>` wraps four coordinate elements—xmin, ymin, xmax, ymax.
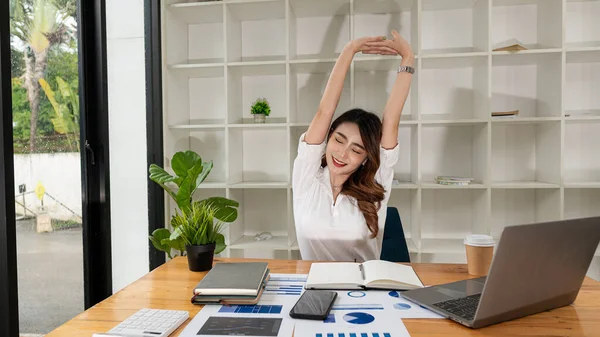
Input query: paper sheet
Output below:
<box><xmin>178</xmin><ymin>274</ymin><xmax>441</xmax><ymax>337</ymax></box>
<box><xmin>293</xmin><ymin>302</ymin><xmax>412</xmax><ymax>337</ymax></box>
<box><xmin>293</xmin><ymin>289</ymin><xmax>440</xmax><ymax>337</ymax></box>
<box><xmin>178</xmin><ymin>274</ymin><xmax>305</xmax><ymax>337</ymax></box>
<box><xmin>345</xmin><ymin>290</ymin><xmax>443</xmax><ymax>319</ymax></box>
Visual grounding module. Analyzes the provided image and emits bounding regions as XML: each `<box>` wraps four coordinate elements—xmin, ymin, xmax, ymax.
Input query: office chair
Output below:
<box><xmin>380</xmin><ymin>206</ymin><xmax>411</xmax><ymax>263</ymax></box>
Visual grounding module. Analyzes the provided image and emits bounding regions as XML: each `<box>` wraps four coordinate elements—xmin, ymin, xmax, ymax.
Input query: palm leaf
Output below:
<box><xmin>38</xmin><ymin>78</ymin><xmax>60</xmax><ymax>117</ymax></box>
<box><xmin>29</xmin><ymin>0</ymin><xmax>58</xmax><ymax>53</ymax></box>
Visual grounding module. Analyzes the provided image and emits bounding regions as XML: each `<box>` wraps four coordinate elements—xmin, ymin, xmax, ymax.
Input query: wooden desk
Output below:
<box><xmin>46</xmin><ymin>257</ymin><xmax>600</xmax><ymax>337</ymax></box>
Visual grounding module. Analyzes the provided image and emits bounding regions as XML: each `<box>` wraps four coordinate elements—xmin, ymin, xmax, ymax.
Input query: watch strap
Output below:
<box><xmin>397</xmin><ymin>65</ymin><xmax>415</xmax><ymax>74</ymax></box>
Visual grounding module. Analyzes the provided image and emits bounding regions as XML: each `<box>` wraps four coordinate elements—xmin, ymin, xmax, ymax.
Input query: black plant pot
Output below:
<box><xmin>186</xmin><ymin>243</ymin><xmax>216</xmax><ymax>272</ymax></box>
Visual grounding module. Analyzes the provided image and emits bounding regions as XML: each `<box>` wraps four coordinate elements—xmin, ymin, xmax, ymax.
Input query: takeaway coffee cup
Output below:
<box><xmin>464</xmin><ymin>234</ymin><xmax>495</xmax><ymax>276</ymax></box>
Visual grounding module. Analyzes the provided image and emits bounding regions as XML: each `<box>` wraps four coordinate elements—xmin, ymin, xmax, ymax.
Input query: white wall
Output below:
<box><xmin>106</xmin><ymin>0</ymin><xmax>149</xmax><ymax>292</ymax></box>
<box><xmin>14</xmin><ymin>153</ymin><xmax>82</xmax><ymax>220</ymax></box>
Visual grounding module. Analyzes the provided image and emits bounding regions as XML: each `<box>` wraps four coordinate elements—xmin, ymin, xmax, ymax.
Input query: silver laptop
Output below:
<box><xmin>401</xmin><ymin>216</ymin><xmax>600</xmax><ymax>329</ymax></box>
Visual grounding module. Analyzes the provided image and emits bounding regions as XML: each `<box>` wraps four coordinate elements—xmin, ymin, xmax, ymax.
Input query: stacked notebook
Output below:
<box><xmin>191</xmin><ymin>262</ymin><xmax>270</xmax><ymax>305</ymax></box>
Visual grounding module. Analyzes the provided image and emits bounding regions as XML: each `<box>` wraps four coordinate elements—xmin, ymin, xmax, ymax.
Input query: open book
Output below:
<box><xmin>305</xmin><ymin>260</ymin><xmax>424</xmax><ymax>291</ymax></box>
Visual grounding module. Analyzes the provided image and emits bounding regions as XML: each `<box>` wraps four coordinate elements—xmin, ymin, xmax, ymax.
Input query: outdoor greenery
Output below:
<box><xmin>10</xmin><ymin>0</ymin><xmax>78</xmax><ymax>154</ymax></box>
<box><xmin>51</xmin><ymin>218</ymin><xmax>81</xmax><ymax>230</ymax></box>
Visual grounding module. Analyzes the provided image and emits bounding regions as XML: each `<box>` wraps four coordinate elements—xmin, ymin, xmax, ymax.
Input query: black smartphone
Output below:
<box><xmin>289</xmin><ymin>290</ymin><xmax>338</xmax><ymax>320</ymax></box>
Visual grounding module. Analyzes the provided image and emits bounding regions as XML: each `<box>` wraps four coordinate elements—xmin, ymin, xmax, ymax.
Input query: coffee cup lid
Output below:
<box><xmin>464</xmin><ymin>234</ymin><xmax>495</xmax><ymax>247</ymax></box>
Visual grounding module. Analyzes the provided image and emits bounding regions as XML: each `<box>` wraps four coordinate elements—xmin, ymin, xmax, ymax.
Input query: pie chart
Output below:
<box><xmin>394</xmin><ymin>303</ymin><xmax>412</xmax><ymax>310</ymax></box>
<box><xmin>388</xmin><ymin>291</ymin><xmax>400</xmax><ymax>298</ymax></box>
<box><xmin>347</xmin><ymin>291</ymin><xmax>366</xmax><ymax>298</ymax></box>
<box><xmin>343</xmin><ymin>312</ymin><xmax>375</xmax><ymax>325</ymax></box>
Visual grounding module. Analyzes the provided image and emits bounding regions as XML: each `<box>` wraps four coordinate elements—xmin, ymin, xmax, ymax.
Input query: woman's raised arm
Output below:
<box><xmin>304</xmin><ymin>36</ymin><xmax>393</xmax><ymax>145</ymax></box>
<box><xmin>368</xmin><ymin>30</ymin><xmax>415</xmax><ymax>150</ymax></box>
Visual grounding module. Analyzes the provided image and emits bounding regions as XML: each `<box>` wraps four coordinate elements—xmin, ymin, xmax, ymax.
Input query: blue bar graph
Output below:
<box><xmin>331</xmin><ymin>304</ymin><xmax>384</xmax><ymax>311</ymax></box>
<box><xmin>315</xmin><ymin>333</ymin><xmax>391</xmax><ymax>337</ymax></box>
<box><xmin>218</xmin><ymin>304</ymin><xmax>282</xmax><ymax>314</ymax></box>
<box><xmin>264</xmin><ymin>284</ymin><xmax>302</xmax><ymax>295</ymax></box>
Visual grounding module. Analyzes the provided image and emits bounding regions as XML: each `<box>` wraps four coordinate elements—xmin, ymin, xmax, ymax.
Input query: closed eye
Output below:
<box><xmin>335</xmin><ymin>137</ymin><xmax>343</xmax><ymax>144</ymax></box>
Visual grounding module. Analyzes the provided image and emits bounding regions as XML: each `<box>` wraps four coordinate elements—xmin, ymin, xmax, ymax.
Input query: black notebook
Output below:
<box><xmin>193</xmin><ymin>262</ymin><xmax>270</xmax><ymax>297</ymax></box>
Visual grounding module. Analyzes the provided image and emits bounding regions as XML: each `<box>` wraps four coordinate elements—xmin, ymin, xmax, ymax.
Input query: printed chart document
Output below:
<box><xmin>293</xmin><ymin>295</ymin><xmax>409</xmax><ymax>337</ymax></box>
<box><xmin>294</xmin><ymin>287</ymin><xmax>441</xmax><ymax>337</ymax></box>
<box><xmin>306</xmin><ymin>260</ymin><xmax>424</xmax><ymax>290</ymax></box>
<box><xmin>178</xmin><ymin>274</ymin><xmax>305</xmax><ymax>337</ymax></box>
<box><xmin>179</xmin><ymin>273</ymin><xmax>440</xmax><ymax>337</ymax></box>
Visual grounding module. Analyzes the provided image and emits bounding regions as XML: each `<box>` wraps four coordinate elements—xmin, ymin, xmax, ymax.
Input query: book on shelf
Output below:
<box><xmin>191</xmin><ymin>262</ymin><xmax>270</xmax><ymax>305</ymax></box>
<box><xmin>435</xmin><ymin>176</ymin><xmax>474</xmax><ymax>186</ymax></box>
<box><xmin>305</xmin><ymin>260</ymin><xmax>424</xmax><ymax>291</ymax></box>
<box><xmin>493</xmin><ymin>39</ymin><xmax>528</xmax><ymax>52</ymax></box>
<box><xmin>492</xmin><ymin>110</ymin><xmax>519</xmax><ymax>118</ymax></box>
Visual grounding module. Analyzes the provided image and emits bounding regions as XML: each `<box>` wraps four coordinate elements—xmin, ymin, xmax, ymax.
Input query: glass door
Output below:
<box><xmin>1</xmin><ymin>0</ymin><xmax>112</xmax><ymax>335</ymax></box>
<box><xmin>11</xmin><ymin>0</ymin><xmax>83</xmax><ymax>334</ymax></box>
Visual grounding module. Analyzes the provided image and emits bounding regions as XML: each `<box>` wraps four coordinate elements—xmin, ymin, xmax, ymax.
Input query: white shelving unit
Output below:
<box><xmin>161</xmin><ymin>0</ymin><xmax>600</xmax><ymax>262</ymax></box>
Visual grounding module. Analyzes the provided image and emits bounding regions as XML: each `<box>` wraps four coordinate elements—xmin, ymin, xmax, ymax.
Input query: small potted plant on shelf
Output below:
<box><xmin>148</xmin><ymin>150</ymin><xmax>239</xmax><ymax>272</ymax></box>
<box><xmin>250</xmin><ymin>97</ymin><xmax>271</xmax><ymax>123</ymax></box>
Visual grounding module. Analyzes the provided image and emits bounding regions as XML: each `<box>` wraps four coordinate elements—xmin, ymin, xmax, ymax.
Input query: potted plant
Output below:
<box><xmin>148</xmin><ymin>150</ymin><xmax>239</xmax><ymax>271</ymax></box>
<box><xmin>250</xmin><ymin>97</ymin><xmax>271</xmax><ymax>123</ymax></box>
<box><xmin>171</xmin><ymin>201</ymin><xmax>227</xmax><ymax>271</ymax></box>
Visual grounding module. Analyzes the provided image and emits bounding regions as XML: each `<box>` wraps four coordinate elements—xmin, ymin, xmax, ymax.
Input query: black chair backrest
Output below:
<box><xmin>380</xmin><ymin>207</ymin><xmax>411</xmax><ymax>263</ymax></box>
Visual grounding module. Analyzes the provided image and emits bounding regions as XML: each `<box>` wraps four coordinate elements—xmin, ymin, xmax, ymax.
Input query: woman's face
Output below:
<box><xmin>325</xmin><ymin>122</ymin><xmax>368</xmax><ymax>176</ymax></box>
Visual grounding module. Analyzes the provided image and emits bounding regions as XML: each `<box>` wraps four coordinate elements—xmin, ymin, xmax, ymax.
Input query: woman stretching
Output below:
<box><xmin>292</xmin><ymin>30</ymin><xmax>414</xmax><ymax>262</ymax></box>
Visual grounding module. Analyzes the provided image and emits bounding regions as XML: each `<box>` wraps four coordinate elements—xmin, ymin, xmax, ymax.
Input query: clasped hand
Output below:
<box><xmin>348</xmin><ymin>30</ymin><xmax>413</xmax><ymax>59</ymax></box>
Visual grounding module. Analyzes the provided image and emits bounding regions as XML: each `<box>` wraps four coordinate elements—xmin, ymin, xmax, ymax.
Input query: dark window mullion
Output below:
<box><xmin>0</xmin><ymin>0</ymin><xmax>20</xmax><ymax>335</ymax></box>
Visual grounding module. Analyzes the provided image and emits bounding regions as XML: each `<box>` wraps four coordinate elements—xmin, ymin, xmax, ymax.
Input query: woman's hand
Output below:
<box><xmin>366</xmin><ymin>30</ymin><xmax>414</xmax><ymax>60</ymax></box>
<box><xmin>347</xmin><ymin>36</ymin><xmax>399</xmax><ymax>56</ymax></box>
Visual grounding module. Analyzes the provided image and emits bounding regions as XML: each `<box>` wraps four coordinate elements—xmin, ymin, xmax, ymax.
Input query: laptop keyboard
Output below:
<box><xmin>432</xmin><ymin>293</ymin><xmax>481</xmax><ymax>321</ymax></box>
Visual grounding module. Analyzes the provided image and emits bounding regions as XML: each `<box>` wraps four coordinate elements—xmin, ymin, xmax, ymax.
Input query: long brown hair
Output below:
<box><xmin>321</xmin><ymin>109</ymin><xmax>385</xmax><ymax>238</ymax></box>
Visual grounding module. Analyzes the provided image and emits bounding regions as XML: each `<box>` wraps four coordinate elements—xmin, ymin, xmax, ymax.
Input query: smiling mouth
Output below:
<box><xmin>332</xmin><ymin>157</ymin><xmax>347</xmax><ymax>168</ymax></box>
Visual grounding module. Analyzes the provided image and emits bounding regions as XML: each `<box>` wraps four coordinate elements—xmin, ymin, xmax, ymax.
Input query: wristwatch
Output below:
<box><xmin>397</xmin><ymin>65</ymin><xmax>415</xmax><ymax>74</ymax></box>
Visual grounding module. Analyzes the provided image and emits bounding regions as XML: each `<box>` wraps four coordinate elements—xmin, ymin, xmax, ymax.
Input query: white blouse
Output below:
<box><xmin>292</xmin><ymin>132</ymin><xmax>400</xmax><ymax>262</ymax></box>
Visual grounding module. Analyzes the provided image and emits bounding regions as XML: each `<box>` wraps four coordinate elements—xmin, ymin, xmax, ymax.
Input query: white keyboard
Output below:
<box><xmin>102</xmin><ymin>308</ymin><xmax>189</xmax><ymax>337</ymax></box>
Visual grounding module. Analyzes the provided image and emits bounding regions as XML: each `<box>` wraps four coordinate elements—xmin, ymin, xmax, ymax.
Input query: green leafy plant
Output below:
<box><xmin>173</xmin><ymin>202</ymin><xmax>227</xmax><ymax>251</ymax></box>
<box><xmin>250</xmin><ymin>97</ymin><xmax>271</xmax><ymax>116</ymax></box>
<box><xmin>148</xmin><ymin>150</ymin><xmax>239</xmax><ymax>259</ymax></box>
<box><xmin>38</xmin><ymin>76</ymin><xmax>80</xmax><ymax>152</ymax></box>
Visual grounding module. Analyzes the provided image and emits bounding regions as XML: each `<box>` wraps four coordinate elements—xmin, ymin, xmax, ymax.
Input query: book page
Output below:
<box><xmin>305</xmin><ymin>262</ymin><xmax>364</xmax><ymax>288</ymax></box>
<box><xmin>362</xmin><ymin>260</ymin><xmax>423</xmax><ymax>288</ymax></box>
